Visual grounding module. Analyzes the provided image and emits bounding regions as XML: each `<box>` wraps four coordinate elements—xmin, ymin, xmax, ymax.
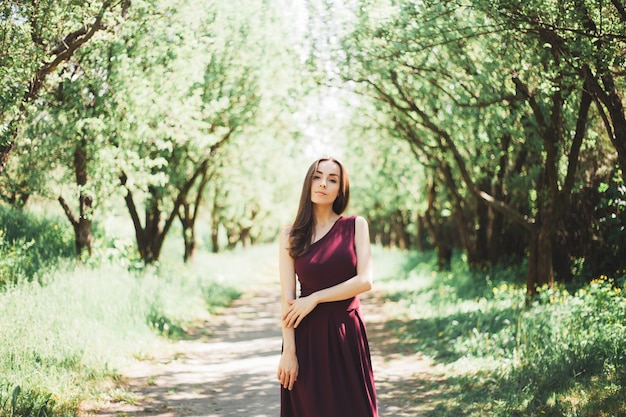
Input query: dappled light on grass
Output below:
<box><xmin>376</xmin><ymin>251</ymin><xmax>626</xmax><ymax>417</ymax></box>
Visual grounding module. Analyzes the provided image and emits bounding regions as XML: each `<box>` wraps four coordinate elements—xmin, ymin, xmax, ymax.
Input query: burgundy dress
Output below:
<box><xmin>281</xmin><ymin>216</ymin><xmax>378</xmax><ymax>417</ymax></box>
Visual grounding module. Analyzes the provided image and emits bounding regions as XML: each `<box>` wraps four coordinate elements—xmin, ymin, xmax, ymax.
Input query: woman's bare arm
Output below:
<box><xmin>276</xmin><ymin>228</ymin><xmax>299</xmax><ymax>390</ymax></box>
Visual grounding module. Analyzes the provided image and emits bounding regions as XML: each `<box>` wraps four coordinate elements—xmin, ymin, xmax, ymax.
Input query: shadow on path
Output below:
<box><xmin>82</xmin><ymin>288</ymin><xmax>439</xmax><ymax>416</ymax></box>
<box><xmin>82</xmin><ymin>289</ymin><xmax>283</xmax><ymax>417</ymax></box>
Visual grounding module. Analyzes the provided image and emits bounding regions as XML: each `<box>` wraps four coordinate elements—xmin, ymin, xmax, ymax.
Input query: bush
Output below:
<box><xmin>0</xmin><ymin>205</ymin><xmax>74</xmax><ymax>287</ymax></box>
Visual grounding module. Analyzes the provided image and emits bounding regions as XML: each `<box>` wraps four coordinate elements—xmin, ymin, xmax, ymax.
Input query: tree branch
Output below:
<box><xmin>120</xmin><ymin>170</ymin><xmax>145</xmax><ymax>246</ymax></box>
<box><xmin>562</xmin><ymin>81</ymin><xmax>592</xmax><ymax>197</ymax></box>
<box><xmin>162</xmin><ymin>128</ymin><xmax>237</xmax><ymax>243</ymax></box>
<box><xmin>388</xmin><ymin>69</ymin><xmax>536</xmax><ymax>231</ymax></box>
<box><xmin>511</xmin><ymin>75</ymin><xmax>547</xmax><ymax>130</ymax></box>
<box><xmin>58</xmin><ymin>196</ymin><xmax>79</xmax><ymax>227</ymax></box>
<box><xmin>610</xmin><ymin>0</ymin><xmax>626</xmax><ymax>21</ymax></box>
<box><xmin>25</xmin><ymin>1</ymin><xmax>112</xmax><ymax>103</ymax></box>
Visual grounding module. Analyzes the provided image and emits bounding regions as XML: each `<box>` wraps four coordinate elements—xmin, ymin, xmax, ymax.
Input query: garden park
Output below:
<box><xmin>1</xmin><ymin>1</ymin><xmax>625</xmax><ymax>416</ymax></box>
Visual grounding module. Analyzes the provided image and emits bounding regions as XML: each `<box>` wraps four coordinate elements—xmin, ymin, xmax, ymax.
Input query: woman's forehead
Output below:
<box><xmin>316</xmin><ymin>160</ymin><xmax>340</xmax><ymax>174</ymax></box>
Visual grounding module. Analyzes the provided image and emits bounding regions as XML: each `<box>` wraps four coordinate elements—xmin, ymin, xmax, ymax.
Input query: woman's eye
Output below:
<box><xmin>330</xmin><ymin>179</ymin><xmax>337</xmax><ymax>183</ymax></box>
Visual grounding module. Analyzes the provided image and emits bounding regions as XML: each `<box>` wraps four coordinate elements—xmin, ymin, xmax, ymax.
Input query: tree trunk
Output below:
<box><xmin>182</xmin><ymin>219</ymin><xmax>197</xmax><ymax>262</ymax></box>
<box><xmin>423</xmin><ymin>182</ymin><xmax>453</xmax><ymax>270</ymax></box>
<box><xmin>141</xmin><ymin>190</ymin><xmax>166</xmax><ymax>264</ymax></box>
<box><xmin>526</xmin><ymin>228</ymin><xmax>539</xmax><ymax>299</ymax></box>
<box><xmin>583</xmin><ymin>66</ymin><xmax>626</xmax><ymax>184</ymax></box>
<box><xmin>475</xmin><ymin>191</ymin><xmax>490</xmax><ymax>266</ymax></box>
<box><xmin>75</xmin><ymin>144</ymin><xmax>93</xmax><ymax>256</ymax></box>
<box><xmin>211</xmin><ymin>187</ymin><xmax>220</xmax><ymax>253</ymax></box>
<box><xmin>120</xmin><ymin>175</ymin><xmax>167</xmax><ymax>265</ymax></box>
<box><xmin>440</xmin><ymin>163</ymin><xmax>477</xmax><ymax>264</ymax></box>
<box><xmin>416</xmin><ymin>214</ymin><xmax>426</xmax><ymax>251</ymax></box>
<box><xmin>179</xmin><ymin>164</ymin><xmax>211</xmax><ymax>262</ymax></box>
<box><xmin>58</xmin><ymin>142</ymin><xmax>93</xmax><ymax>257</ymax></box>
<box><xmin>0</xmin><ymin>142</ymin><xmax>15</xmax><ymax>176</ymax></box>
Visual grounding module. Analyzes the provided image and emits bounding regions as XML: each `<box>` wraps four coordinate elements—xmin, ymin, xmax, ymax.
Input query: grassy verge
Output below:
<box><xmin>376</xmin><ymin>250</ymin><xmax>626</xmax><ymax>417</ymax></box>
<box><xmin>0</xmin><ymin>245</ymin><xmax>248</xmax><ymax>417</ymax></box>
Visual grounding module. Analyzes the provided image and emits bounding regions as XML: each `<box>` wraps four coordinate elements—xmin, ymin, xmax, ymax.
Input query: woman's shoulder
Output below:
<box><xmin>340</xmin><ymin>215</ymin><xmax>368</xmax><ymax>231</ymax></box>
<box><xmin>279</xmin><ymin>224</ymin><xmax>292</xmax><ymax>238</ymax></box>
<box><xmin>342</xmin><ymin>215</ymin><xmax>367</xmax><ymax>225</ymax></box>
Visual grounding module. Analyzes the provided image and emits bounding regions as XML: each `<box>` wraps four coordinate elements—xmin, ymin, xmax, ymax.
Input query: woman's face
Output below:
<box><xmin>310</xmin><ymin>160</ymin><xmax>341</xmax><ymax>206</ymax></box>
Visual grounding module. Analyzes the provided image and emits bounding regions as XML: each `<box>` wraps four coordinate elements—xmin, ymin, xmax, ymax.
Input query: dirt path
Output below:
<box><xmin>80</xmin><ymin>286</ymin><xmax>438</xmax><ymax>417</ymax></box>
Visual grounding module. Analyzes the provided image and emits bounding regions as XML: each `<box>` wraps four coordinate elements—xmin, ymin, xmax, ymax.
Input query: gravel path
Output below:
<box><xmin>80</xmin><ymin>284</ymin><xmax>437</xmax><ymax>417</ymax></box>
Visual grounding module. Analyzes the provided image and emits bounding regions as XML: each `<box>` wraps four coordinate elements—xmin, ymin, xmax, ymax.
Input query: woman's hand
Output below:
<box><xmin>282</xmin><ymin>295</ymin><xmax>318</xmax><ymax>328</ymax></box>
<box><xmin>277</xmin><ymin>350</ymin><xmax>299</xmax><ymax>390</ymax></box>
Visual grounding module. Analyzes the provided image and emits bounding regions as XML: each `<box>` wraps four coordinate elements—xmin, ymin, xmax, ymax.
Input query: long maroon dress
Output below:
<box><xmin>281</xmin><ymin>216</ymin><xmax>378</xmax><ymax>417</ymax></box>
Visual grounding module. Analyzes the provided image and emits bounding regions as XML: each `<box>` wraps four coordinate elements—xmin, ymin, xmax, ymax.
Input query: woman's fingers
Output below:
<box><xmin>282</xmin><ymin>305</ymin><xmax>301</xmax><ymax>328</ymax></box>
<box><xmin>287</xmin><ymin>373</ymin><xmax>296</xmax><ymax>390</ymax></box>
<box><xmin>277</xmin><ymin>369</ymin><xmax>297</xmax><ymax>390</ymax></box>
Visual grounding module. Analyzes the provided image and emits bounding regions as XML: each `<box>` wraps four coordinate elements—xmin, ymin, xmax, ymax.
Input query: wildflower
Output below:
<box><xmin>438</xmin><ymin>332</ymin><xmax>443</xmax><ymax>338</ymax></box>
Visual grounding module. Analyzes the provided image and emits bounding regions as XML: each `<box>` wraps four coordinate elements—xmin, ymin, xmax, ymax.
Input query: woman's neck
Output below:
<box><xmin>313</xmin><ymin>205</ymin><xmax>339</xmax><ymax>226</ymax></box>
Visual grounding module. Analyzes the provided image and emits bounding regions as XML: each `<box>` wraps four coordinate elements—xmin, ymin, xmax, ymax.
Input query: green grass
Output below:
<box><xmin>0</xmin><ymin>203</ymin><xmax>255</xmax><ymax>416</ymax></box>
<box><xmin>0</xmin><ymin>259</ymin><xmax>244</xmax><ymax>416</ymax></box>
<box><xmin>377</xmin><ymin>251</ymin><xmax>626</xmax><ymax>417</ymax></box>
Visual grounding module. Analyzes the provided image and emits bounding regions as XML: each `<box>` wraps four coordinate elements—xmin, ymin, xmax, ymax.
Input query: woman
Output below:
<box><xmin>277</xmin><ymin>157</ymin><xmax>378</xmax><ymax>417</ymax></box>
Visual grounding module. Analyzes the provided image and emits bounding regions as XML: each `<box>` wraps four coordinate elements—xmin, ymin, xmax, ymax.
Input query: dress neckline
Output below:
<box><xmin>311</xmin><ymin>216</ymin><xmax>343</xmax><ymax>246</ymax></box>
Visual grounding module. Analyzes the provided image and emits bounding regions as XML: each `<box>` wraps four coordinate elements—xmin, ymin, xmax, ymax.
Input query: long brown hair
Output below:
<box><xmin>288</xmin><ymin>157</ymin><xmax>350</xmax><ymax>258</ymax></box>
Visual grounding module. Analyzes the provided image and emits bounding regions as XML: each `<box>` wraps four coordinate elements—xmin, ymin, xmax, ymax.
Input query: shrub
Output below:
<box><xmin>0</xmin><ymin>206</ymin><xmax>74</xmax><ymax>287</ymax></box>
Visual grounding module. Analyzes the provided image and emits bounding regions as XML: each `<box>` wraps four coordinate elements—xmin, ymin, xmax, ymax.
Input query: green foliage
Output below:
<box><xmin>380</xmin><ymin>251</ymin><xmax>626</xmax><ymax>417</ymax></box>
<box><xmin>0</xmin><ymin>256</ymin><xmax>241</xmax><ymax>416</ymax></box>
<box><xmin>0</xmin><ymin>383</ymin><xmax>56</xmax><ymax>417</ymax></box>
<box><xmin>346</xmin><ymin>119</ymin><xmax>427</xmax><ymax>249</ymax></box>
<box><xmin>584</xmin><ymin>171</ymin><xmax>626</xmax><ymax>279</ymax></box>
<box><xmin>0</xmin><ymin>205</ymin><xmax>74</xmax><ymax>286</ymax></box>
<box><xmin>0</xmin><ymin>0</ymin><xmax>126</xmax><ymax>146</ymax></box>
<box><xmin>202</xmin><ymin>282</ymin><xmax>242</xmax><ymax>313</ymax></box>
<box><xmin>333</xmin><ymin>0</ymin><xmax>626</xmax><ymax>289</ymax></box>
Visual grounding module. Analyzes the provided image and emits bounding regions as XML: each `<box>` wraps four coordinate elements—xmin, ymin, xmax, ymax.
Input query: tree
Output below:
<box><xmin>335</xmin><ymin>0</ymin><xmax>621</xmax><ymax>294</ymax></box>
<box><xmin>0</xmin><ymin>0</ymin><xmax>129</xmax><ymax>174</ymax></box>
<box><xmin>117</xmin><ymin>0</ymin><xmax>264</xmax><ymax>264</ymax></box>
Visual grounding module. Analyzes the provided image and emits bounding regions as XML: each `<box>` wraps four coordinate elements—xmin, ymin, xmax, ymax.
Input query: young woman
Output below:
<box><xmin>277</xmin><ymin>157</ymin><xmax>378</xmax><ymax>417</ymax></box>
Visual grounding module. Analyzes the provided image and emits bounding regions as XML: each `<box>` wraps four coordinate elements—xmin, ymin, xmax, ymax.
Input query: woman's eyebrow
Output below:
<box><xmin>315</xmin><ymin>170</ymin><xmax>339</xmax><ymax>177</ymax></box>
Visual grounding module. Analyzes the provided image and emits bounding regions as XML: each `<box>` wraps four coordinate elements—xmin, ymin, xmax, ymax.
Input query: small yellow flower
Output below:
<box><xmin>438</xmin><ymin>332</ymin><xmax>443</xmax><ymax>338</ymax></box>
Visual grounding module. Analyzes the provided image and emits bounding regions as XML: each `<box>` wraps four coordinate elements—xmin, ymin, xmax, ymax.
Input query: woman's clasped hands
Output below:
<box><xmin>282</xmin><ymin>294</ymin><xmax>318</xmax><ymax>328</ymax></box>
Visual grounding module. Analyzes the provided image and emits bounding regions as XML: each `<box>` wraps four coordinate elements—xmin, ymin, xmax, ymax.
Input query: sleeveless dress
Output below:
<box><xmin>281</xmin><ymin>216</ymin><xmax>379</xmax><ymax>417</ymax></box>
